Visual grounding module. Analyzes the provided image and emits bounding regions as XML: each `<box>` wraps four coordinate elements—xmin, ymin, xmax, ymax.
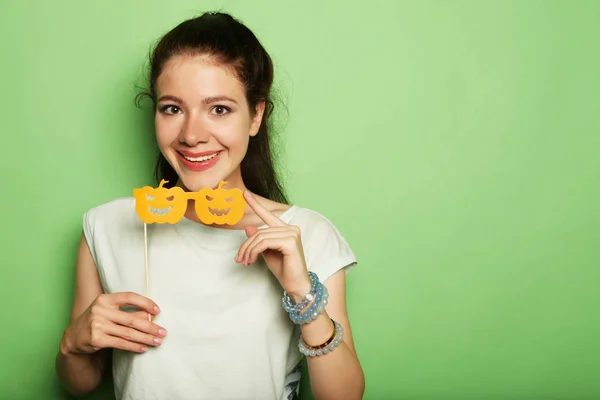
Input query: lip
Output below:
<box><xmin>177</xmin><ymin>150</ymin><xmax>221</xmax><ymax>172</ymax></box>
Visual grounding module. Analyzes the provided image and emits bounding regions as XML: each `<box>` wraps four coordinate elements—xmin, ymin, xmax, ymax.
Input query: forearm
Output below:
<box><xmin>55</xmin><ymin>332</ymin><xmax>107</xmax><ymax>397</ymax></box>
<box><xmin>300</xmin><ymin>311</ymin><xmax>365</xmax><ymax>400</ymax></box>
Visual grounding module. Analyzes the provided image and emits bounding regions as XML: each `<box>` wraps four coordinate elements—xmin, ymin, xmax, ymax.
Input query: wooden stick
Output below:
<box><xmin>144</xmin><ymin>222</ymin><xmax>151</xmax><ymax>321</ymax></box>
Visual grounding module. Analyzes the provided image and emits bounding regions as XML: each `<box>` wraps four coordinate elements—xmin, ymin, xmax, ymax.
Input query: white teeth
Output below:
<box><xmin>183</xmin><ymin>152</ymin><xmax>218</xmax><ymax>162</ymax></box>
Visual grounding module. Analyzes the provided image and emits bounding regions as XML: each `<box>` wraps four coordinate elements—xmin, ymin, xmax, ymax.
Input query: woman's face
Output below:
<box><xmin>154</xmin><ymin>54</ymin><xmax>264</xmax><ymax>192</ymax></box>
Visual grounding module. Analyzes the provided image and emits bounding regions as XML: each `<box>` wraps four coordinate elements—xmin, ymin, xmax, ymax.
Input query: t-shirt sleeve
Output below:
<box><xmin>82</xmin><ymin>209</ymin><xmax>98</xmax><ymax>266</ymax></box>
<box><xmin>82</xmin><ymin>207</ymin><xmax>109</xmax><ymax>292</ymax></box>
<box><xmin>296</xmin><ymin>209</ymin><xmax>358</xmax><ymax>283</ymax></box>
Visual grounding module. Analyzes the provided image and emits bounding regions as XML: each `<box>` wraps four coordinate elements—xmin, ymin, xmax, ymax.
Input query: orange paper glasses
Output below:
<box><xmin>132</xmin><ymin>180</ymin><xmax>247</xmax><ymax>320</ymax></box>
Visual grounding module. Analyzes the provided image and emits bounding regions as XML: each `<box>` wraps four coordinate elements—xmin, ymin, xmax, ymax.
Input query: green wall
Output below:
<box><xmin>1</xmin><ymin>1</ymin><xmax>599</xmax><ymax>399</ymax></box>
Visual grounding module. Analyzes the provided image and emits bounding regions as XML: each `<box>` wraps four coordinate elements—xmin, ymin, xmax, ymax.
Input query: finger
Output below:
<box><xmin>122</xmin><ymin>309</ymin><xmax>157</xmax><ymax>322</ymax></box>
<box><xmin>242</xmin><ymin>231</ymin><xmax>294</xmax><ymax>264</ymax></box>
<box><xmin>126</xmin><ymin>310</ymin><xmax>154</xmax><ymax>320</ymax></box>
<box><xmin>235</xmin><ymin>226</ymin><xmax>257</xmax><ymax>263</ymax></box>
<box><xmin>245</xmin><ymin>226</ymin><xmax>258</xmax><ymax>237</ymax></box>
<box><xmin>104</xmin><ymin>292</ymin><xmax>161</xmax><ymax>315</ymax></box>
<box><xmin>243</xmin><ymin>190</ymin><xmax>287</xmax><ymax>227</ymax></box>
<box><xmin>245</xmin><ymin>236</ymin><xmax>296</xmax><ymax>266</ymax></box>
<box><xmin>103</xmin><ymin>307</ymin><xmax>168</xmax><ymax>338</ymax></box>
<box><xmin>103</xmin><ymin>322</ymin><xmax>164</xmax><ymax>347</ymax></box>
<box><xmin>102</xmin><ymin>335</ymin><xmax>150</xmax><ymax>353</ymax></box>
<box><xmin>236</xmin><ymin>227</ymin><xmax>294</xmax><ymax>263</ymax></box>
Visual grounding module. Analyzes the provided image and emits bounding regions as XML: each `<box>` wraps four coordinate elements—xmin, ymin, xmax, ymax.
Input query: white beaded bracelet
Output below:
<box><xmin>298</xmin><ymin>319</ymin><xmax>344</xmax><ymax>357</ymax></box>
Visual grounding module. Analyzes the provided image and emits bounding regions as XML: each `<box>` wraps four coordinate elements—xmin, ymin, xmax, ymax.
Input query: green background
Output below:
<box><xmin>1</xmin><ymin>1</ymin><xmax>599</xmax><ymax>399</ymax></box>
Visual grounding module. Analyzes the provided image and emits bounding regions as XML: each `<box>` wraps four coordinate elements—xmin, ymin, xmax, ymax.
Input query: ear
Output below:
<box><xmin>249</xmin><ymin>100</ymin><xmax>266</xmax><ymax>137</ymax></box>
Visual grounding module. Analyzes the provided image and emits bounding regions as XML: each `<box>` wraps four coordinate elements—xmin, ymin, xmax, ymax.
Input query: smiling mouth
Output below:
<box><xmin>181</xmin><ymin>152</ymin><xmax>220</xmax><ymax>162</ymax></box>
<box><xmin>209</xmin><ymin>207</ymin><xmax>231</xmax><ymax>216</ymax></box>
<box><xmin>148</xmin><ymin>206</ymin><xmax>173</xmax><ymax>216</ymax></box>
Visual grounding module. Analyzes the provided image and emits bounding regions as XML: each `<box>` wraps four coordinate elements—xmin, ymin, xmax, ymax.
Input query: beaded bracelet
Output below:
<box><xmin>298</xmin><ymin>319</ymin><xmax>344</xmax><ymax>357</ymax></box>
<box><xmin>282</xmin><ymin>271</ymin><xmax>320</xmax><ymax>314</ymax></box>
<box><xmin>282</xmin><ymin>271</ymin><xmax>329</xmax><ymax>325</ymax></box>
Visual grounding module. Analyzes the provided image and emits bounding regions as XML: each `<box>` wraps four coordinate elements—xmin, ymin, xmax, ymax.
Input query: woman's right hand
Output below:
<box><xmin>60</xmin><ymin>292</ymin><xmax>167</xmax><ymax>355</ymax></box>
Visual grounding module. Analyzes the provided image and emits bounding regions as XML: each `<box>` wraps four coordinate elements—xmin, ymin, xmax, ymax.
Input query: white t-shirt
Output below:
<box><xmin>82</xmin><ymin>197</ymin><xmax>357</xmax><ymax>400</ymax></box>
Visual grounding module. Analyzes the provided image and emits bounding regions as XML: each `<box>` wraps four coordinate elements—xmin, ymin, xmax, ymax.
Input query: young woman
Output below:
<box><xmin>56</xmin><ymin>11</ymin><xmax>364</xmax><ymax>400</ymax></box>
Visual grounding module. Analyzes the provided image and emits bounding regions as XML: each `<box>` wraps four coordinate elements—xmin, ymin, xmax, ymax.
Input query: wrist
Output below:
<box><xmin>287</xmin><ymin>274</ymin><xmax>312</xmax><ymax>304</ymax></box>
<box><xmin>282</xmin><ymin>271</ymin><xmax>328</xmax><ymax>325</ymax></box>
<box><xmin>59</xmin><ymin>328</ymin><xmax>76</xmax><ymax>357</ymax></box>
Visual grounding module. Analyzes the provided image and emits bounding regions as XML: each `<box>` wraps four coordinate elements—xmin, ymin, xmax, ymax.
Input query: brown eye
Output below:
<box><xmin>160</xmin><ymin>105</ymin><xmax>181</xmax><ymax>114</ymax></box>
<box><xmin>211</xmin><ymin>105</ymin><xmax>230</xmax><ymax>116</ymax></box>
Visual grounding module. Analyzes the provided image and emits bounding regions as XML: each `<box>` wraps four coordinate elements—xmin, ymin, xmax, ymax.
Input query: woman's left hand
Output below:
<box><xmin>235</xmin><ymin>191</ymin><xmax>311</xmax><ymax>300</ymax></box>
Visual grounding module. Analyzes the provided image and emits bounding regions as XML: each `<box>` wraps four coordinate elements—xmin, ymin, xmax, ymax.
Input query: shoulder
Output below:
<box><xmin>285</xmin><ymin>206</ymin><xmax>344</xmax><ymax>236</ymax></box>
<box><xmin>80</xmin><ymin>197</ymin><xmax>137</xmax><ymax>266</ymax></box>
<box><xmin>284</xmin><ymin>205</ymin><xmax>358</xmax><ymax>281</ymax></box>
<box><xmin>83</xmin><ymin>196</ymin><xmax>137</xmax><ymax>233</ymax></box>
<box><xmin>84</xmin><ymin>196</ymin><xmax>135</xmax><ymax>220</ymax></box>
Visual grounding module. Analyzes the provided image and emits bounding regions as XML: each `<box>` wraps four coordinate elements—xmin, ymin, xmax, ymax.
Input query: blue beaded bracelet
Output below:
<box><xmin>282</xmin><ymin>271</ymin><xmax>328</xmax><ymax>325</ymax></box>
<box><xmin>282</xmin><ymin>271</ymin><xmax>320</xmax><ymax>314</ymax></box>
<box><xmin>293</xmin><ymin>284</ymin><xmax>328</xmax><ymax>324</ymax></box>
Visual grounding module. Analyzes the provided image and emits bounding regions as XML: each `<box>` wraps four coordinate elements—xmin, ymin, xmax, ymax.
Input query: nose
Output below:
<box><xmin>178</xmin><ymin>112</ymin><xmax>211</xmax><ymax>146</ymax></box>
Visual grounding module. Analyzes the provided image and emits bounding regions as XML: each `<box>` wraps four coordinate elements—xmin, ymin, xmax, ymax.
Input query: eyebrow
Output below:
<box><xmin>157</xmin><ymin>95</ymin><xmax>184</xmax><ymax>104</ymax></box>
<box><xmin>157</xmin><ymin>95</ymin><xmax>238</xmax><ymax>105</ymax></box>
<box><xmin>203</xmin><ymin>96</ymin><xmax>238</xmax><ymax>105</ymax></box>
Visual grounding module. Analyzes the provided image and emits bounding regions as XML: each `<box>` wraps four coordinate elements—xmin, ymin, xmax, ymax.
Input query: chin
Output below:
<box><xmin>178</xmin><ymin>169</ymin><xmax>241</xmax><ymax>192</ymax></box>
<box><xmin>178</xmin><ymin>176</ymin><xmax>217</xmax><ymax>192</ymax></box>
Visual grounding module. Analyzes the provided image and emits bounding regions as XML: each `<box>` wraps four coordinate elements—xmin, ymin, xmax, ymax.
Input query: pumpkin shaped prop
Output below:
<box><xmin>132</xmin><ymin>180</ymin><xmax>247</xmax><ymax>320</ymax></box>
<box><xmin>133</xmin><ymin>179</ymin><xmax>187</xmax><ymax>224</ymax></box>
<box><xmin>194</xmin><ymin>180</ymin><xmax>246</xmax><ymax>225</ymax></box>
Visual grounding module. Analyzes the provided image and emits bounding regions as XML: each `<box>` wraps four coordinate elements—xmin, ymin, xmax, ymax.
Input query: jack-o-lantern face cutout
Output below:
<box><xmin>194</xmin><ymin>180</ymin><xmax>246</xmax><ymax>225</ymax></box>
<box><xmin>133</xmin><ymin>179</ymin><xmax>187</xmax><ymax>224</ymax></box>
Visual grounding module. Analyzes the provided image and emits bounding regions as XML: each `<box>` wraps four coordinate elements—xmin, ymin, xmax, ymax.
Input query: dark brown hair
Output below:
<box><xmin>135</xmin><ymin>11</ymin><xmax>288</xmax><ymax>204</ymax></box>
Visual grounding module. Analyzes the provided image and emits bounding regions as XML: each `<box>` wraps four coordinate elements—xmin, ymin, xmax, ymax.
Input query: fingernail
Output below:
<box><xmin>158</xmin><ymin>329</ymin><xmax>167</xmax><ymax>337</ymax></box>
<box><xmin>154</xmin><ymin>306</ymin><xmax>160</xmax><ymax>313</ymax></box>
<box><xmin>141</xmin><ymin>346</ymin><xmax>148</xmax><ymax>352</ymax></box>
<box><xmin>154</xmin><ymin>338</ymin><xmax>163</xmax><ymax>344</ymax></box>
<box><xmin>244</xmin><ymin>190</ymin><xmax>252</xmax><ymax>199</ymax></box>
